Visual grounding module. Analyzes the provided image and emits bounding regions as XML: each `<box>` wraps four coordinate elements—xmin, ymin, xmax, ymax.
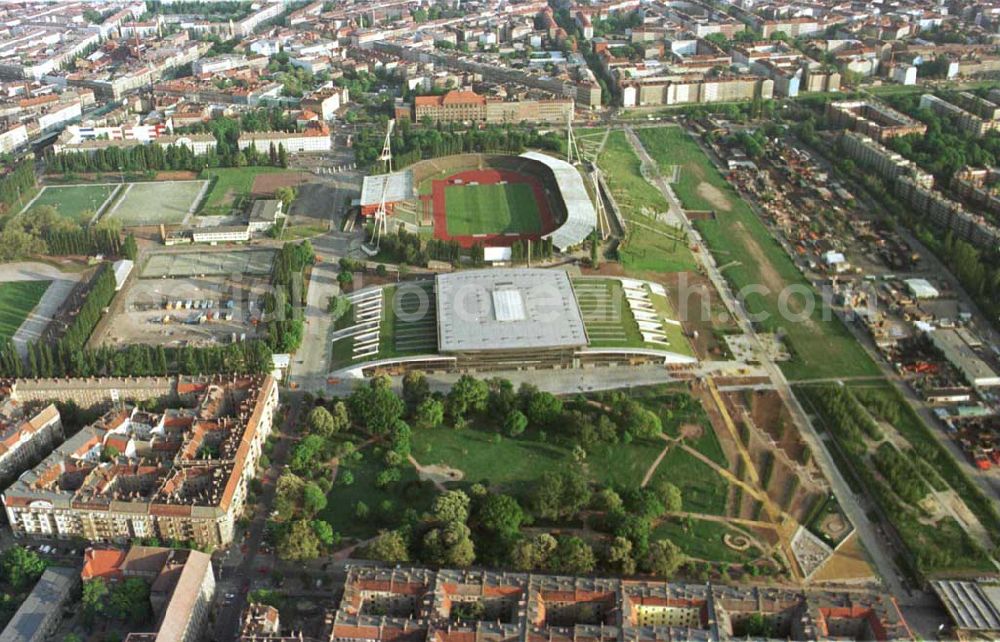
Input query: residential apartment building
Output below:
<box><xmin>839</xmin><ymin>131</ymin><xmax>934</xmax><ymax>188</ymax></box>
<box><xmin>192</xmin><ymin>54</ymin><xmax>268</xmax><ymax>76</ymax></box>
<box><xmin>894</xmin><ymin>175</ymin><xmax>1000</xmax><ymax>250</ymax></box>
<box><xmin>952</xmin><ymin>167</ymin><xmax>1000</xmax><ymax>220</ymax></box>
<box><xmin>0</xmin><ymin>567</ymin><xmax>78</xmax><ymax>642</ymax></box>
<box><xmin>301</xmin><ymin>87</ymin><xmax>351</xmax><ymax>121</ymax></box>
<box><xmin>0</xmin><ymin>403</ymin><xmax>63</xmax><ymax>491</ymax></box>
<box><xmin>300</xmin><ymin>566</ymin><xmax>915</xmax><ymax>642</ymax></box>
<box><xmin>620</xmin><ymin>75</ymin><xmax>774</xmax><ymax>108</ymax></box>
<box><xmin>919</xmin><ymin>93</ymin><xmax>1000</xmax><ymax>137</ymax></box>
<box><xmin>826</xmin><ymin>100</ymin><xmax>927</xmax><ymax>141</ymax></box>
<box><xmin>84</xmin><ymin>545</ymin><xmax>215</xmax><ymax>642</ymax></box>
<box><xmin>3</xmin><ymin>376</ymin><xmax>279</xmax><ymax>548</ymax></box>
<box><xmin>52</xmin><ymin>131</ymin><xmax>217</xmax><ymax>155</ymax></box>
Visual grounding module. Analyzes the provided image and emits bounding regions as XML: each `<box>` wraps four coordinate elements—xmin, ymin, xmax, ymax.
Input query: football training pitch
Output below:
<box><xmin>28</xmin><ymin>184</ymin><xmax>117</xmax><ymax>223</ymax></box>
<box><xmin>444</xmin><ymin>183</ymin><xmax>541</xmax><ymax>236</ymax></box>
<box><xmin>0</xmin><ymin>281</ymin><xmax>50</xmax><ymax>341</ymax></box>
<box><xmin>104</xmin><ymin>180</ymin><xmax>208</xmax><ymax>226</ymax></box>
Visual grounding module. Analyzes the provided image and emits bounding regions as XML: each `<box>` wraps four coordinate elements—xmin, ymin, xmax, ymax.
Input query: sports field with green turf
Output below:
<box><xmin>29</xmin><ymin>184</ymin><xmax>117</xmax><ymax>223</ymax></box>
<box><xmin>444</xmin><ymin>183</ymin><xmax>541</xmax><ymax>236</ymax></box>
<box><xmin>0</xmin><ymin>281</ymin><xmax>50</xmax><ymax>341</ymax></box>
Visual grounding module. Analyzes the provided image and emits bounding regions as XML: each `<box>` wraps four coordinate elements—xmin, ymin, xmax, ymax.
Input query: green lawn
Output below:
<box><xmin>199</xmin><ymin>167</ymin><xmax>291</xmax><ymax>216</ymax></box>
<box><xmin>648</xmin><ymin>446</ymin><xmax>728</xmax><ymax>516</ymax></box>
<box><xmin>410</xmin><ymin>424</ymin><xmax>663</xmax><ymax>496</ymax></box>
<box><xmin>105</xmin><ymin>181</ymin><xmax>206</xmax><ymax>226</ymax></box>
<box><xmin>0</xmin><ymin>281</ymin><xmax>49</xmax><ymax>341</ymax></box>
<box><xmin>651</xmin><ymin>517</ymin><xmax>761</xmax><ymax>564</ymax></box>
<box><xmin>634</xmin><ymin>126</ymin><xmax>879</xmax><ymax>380</ymax></box>
<box><xmin>444</xmin><ymin>183</ymin><xmax>541</xmax><ymax>236</ymax></box>
<box><xmin>596</xmin><ymin>131</ymin><xmax>698</xmax><ymax>275</ymax></box>
<box><xmin>29</xmin><ymin>185</ymin><xmax>116</xmax><ymax>223</ymax></box>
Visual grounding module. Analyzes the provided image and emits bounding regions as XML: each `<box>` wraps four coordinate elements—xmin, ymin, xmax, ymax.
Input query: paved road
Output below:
<box><xmin>624</xmin><ymin>126</ymin><xmax>908</xmax><ymax>596</ymax></box>
<box><xmin>287</xmin><ymin>169</ymin><xmax>364</xmax><ymax>392</ymax></box>
<box><xmin>212</xmin><ymin>396</ymin><xmax>301</xmax><ymax>642</ymax></box>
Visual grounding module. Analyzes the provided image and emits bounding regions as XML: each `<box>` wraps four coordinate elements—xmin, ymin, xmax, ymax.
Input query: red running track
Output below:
<box><xmin>430</xmin><ymin>168</ymin><xmax>557</xmax><ymax>248</ymax></box>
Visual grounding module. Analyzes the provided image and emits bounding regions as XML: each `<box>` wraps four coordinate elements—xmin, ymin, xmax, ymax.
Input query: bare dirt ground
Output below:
<box><xmin>697</xmin><ymin>182</ymin><xmax>732</xmax><ymax>212</ymax></box>
<box><xmin>251</xmin><ymin>171</ymin><xmax>311</xmax><ymax>197</ymax></box>
<box><xmin>661</xmin><ymin>271</ymin><xmax>734</xmax><ymax>360</ymax></box>
<box><xmin>95</xmin><ymin>275</ymin><xmax>269</xmax><ymax>348</ymax></box>
<box><xmin>680</xmin><ymin>423</ymin><xmax>704</xmax><ymax>440</ymax></box>
<box><xmin>749</xmin><ymin>390</ymin><xmax>808</xmax><ymax>463</ymax></box>
<box><xmin>735</xmin><ymin>221</ymin><xmax>785</xmax><ymax>294</ymax></box>
<box><xmin>409</xmin><ymin>455</ymin><xmax>464</xmax><ymax>491</ymax></box>
<box><xmin>155</xmin><ymin>171</ymin><xmax>200</xmax><ymax>181</ymax></box>
<box><xmin>579</xmin><ymin>262</ymin><xmax>626</xmax><ymax>277</ymax></box>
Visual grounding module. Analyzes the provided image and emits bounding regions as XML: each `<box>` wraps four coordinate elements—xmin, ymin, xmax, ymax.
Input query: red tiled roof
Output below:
<box><xmin>81</xmin><ymin>548</ymin><xmax>126</xmax><ymax>581</ymax></box>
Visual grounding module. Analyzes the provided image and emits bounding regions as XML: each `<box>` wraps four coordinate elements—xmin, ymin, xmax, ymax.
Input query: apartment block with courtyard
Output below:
<box><xmin>309</xmin><ymin>567</ymin><xmax>914</xmax><ymax>642</ymax></box>
<box><xmin>2</xmin><ymin>375</ymin><xmax>278</xmax><ymax>548</ymax></box>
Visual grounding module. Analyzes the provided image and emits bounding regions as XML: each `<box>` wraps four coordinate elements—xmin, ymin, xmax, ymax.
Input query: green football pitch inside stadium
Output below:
<box><xmin>444</xmin><ymin>183</ymin><xmax>542</xmax><ymax>236</ymax></box>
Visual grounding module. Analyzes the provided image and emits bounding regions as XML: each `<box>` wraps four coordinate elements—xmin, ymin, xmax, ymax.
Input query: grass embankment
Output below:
<box><xmin>634</xmin><ymin>126</ymin><xmax>879</xmax><ymax>380</ymax></box>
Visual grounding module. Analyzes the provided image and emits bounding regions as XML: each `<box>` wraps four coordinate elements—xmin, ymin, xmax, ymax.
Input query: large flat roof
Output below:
<box><xmin>360</xmin><ymin>170</ymin><xmax>414</xmax><ymax>207</ymax></box>
<box><xmin>932</xmin><ymin>580</ymin><xmax>1000</xmax><ymax>632</ymax></box>
<box><xmin>435</xmin><ymin>269</ymin><xmax>587</xmax><ymax>353</ymax></box>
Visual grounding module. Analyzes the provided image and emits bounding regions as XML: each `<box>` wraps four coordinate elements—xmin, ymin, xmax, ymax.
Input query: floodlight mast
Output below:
<box><xmin>365</xmin><ymin>120</ymin><xmax>396</xmax><ymax>254</ymax></box>
<box><xmin>566</xmin><ymin>112</ymin><xmax>582</xmax><ymax>165</ymax></box>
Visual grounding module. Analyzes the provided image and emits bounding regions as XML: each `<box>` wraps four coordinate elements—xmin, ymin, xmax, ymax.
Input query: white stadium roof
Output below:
<box><xmin>435</xmin><ymin>269</ymin><xmax>588</xmax><ymax>353</ymax></box>
<box><xmin>359</xmin><ymin>170</ymin><xmax>414</xmax><ymax>207</ymax></box>
<box><xmin>520</xmin><ymin>151</ymin><xmax>596</xmax><ymax>250</ymax></box>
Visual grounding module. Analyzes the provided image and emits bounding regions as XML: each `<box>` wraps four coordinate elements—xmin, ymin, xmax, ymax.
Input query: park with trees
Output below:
<box><xmin>267</xmin><ymin>373</ymin><xmax>784</xmax><ymax>582</ymax></box>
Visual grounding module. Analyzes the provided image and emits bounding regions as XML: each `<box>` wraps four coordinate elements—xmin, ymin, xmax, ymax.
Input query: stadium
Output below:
<box><xmin>359</xmin><ymin>153</ymin><xmax>597</xmax><ymax>251</ymax></box>
<box><xmin>330</xmin><ymin>269</ymin><xmax>697</xmax><ymax>377</ymax></box>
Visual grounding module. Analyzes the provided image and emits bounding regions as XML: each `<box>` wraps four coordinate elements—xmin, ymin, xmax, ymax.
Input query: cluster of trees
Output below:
<box><xmin>883</xmin><ymin>92</ymin><xmax>1000</xmax><ymax>184</ymax></box>
<box><xmin>263</xmin><ymin>241</ymin><xmax>315</xmax><ymax>353</ymax></box>
<box><xmin>50</xmin><ymin>117</ymin><xmax>291</xmax><ymax>176</ymax></box>
<box><xmin>0</xmin><ymin>547</ymin><xmax>47</xmax><ymax>629</ymax></box>
<box><xmin>0</xmin><ymin>160</ymin><xmax>36</xmax><ymax>215</ymax></box>
<box><xmin>313</xmin><ymin>372</ymin><xmax>691</xmax><ymax>577</ymax></box>
<box><xmin>48</xmin><ymin>141</ymin><xmax>214</xmax><ymax>175</ymax></box>
<box><xmin>800</xmin><ymin>384</ymin><xmax>881</xmax><ymax>456</ymax></box>
<box><xmin>803</xmin><ymin>384</ymin><xmax>994</xmax><ymax>575</ymax></box>
<box><xmin>872</xmin><ymin>443</ymin><xmax>931</xmax><ymax>506</ymax></box>
<box><xmin>509</xmin><ymin>237</ymin><xmax>555</xmax><ymax>263</ymax></box>
<box><xmin>591</xmin><ymin>10</ymin><xmax>643</xmax><ymax>37</ymax></box>
<box><xmin>145</xmin><ymin>0</ymin><xmax>252</xmax><ymax>19</ymax></box>
<box><xmin>370</xmin><ymin>226</ymin><xmax>486</xmax><ymax>268</ymax></box>
<box><xmin>410</xmin><ymin>5</ymin><xmax>465</xmax><ymax>22</ymax></box>
<box><xmin>0</xmin><ymin>206</ymin><xmax>123</xmax><ymax>262</ymax></box>
<box><xmin>354</xmin><ymin>119</ymin><xmax>563</xmax><ymax>171</ymax></box>
<box><xmin>82</xmin><ymin>576</ymin><xmax>152</xmax><ymax>629</ymax></box>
